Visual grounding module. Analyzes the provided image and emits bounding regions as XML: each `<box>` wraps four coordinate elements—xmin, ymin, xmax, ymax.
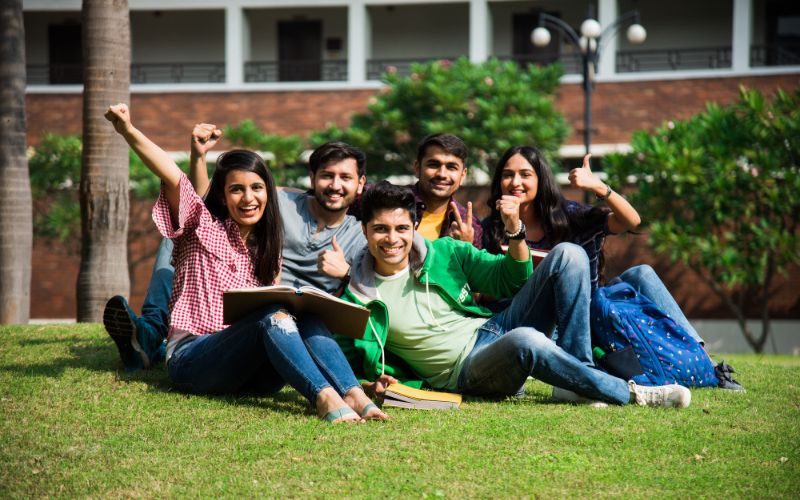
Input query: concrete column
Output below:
<box><xmin>225</xmin><ymin>5</ymin><xmax>245</xmax><ymax>85</ymax></box>
<box><xmin>348</xmin><ymin>0</ymin><xmax>369</xmax><ymax>83</ymax></box>
<box><xmin>732</xmin><ymin>0</ymin><xmax>752</xmax><ymax>71</ymax></box>
<box><xmin>469</xmin><ymin>0</ymin><xmax>491</xmax><ymax>63</ymax></box>
<box><xmin>597</xmin><ymin>0</ymin><xmax>618</xmax><ymax>77</ymax></box>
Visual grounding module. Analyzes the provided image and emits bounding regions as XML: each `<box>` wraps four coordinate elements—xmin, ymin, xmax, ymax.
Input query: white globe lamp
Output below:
<box><xmin>531</xmin><ymin>27</ymin><xmax>551</xmax><ymax>47</ymax></box>
<box><xmin>627</xmin><ymin>23</ymin><xmax>647</xmax><ymax>44</ymax></box>
<box><xmin>580</xmin><ymin>19</ymin><xmax>602</xmax><ymax>39</ymax></box>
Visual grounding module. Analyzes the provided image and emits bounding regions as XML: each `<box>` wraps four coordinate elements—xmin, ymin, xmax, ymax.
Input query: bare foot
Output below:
<box><xmin>316</xmin><ymin>387</ymin><xmax>363</xmax><ymax>424</ymax></box>
<box><xmin>344</xmin><ymin>387</ymin><xmax>390</xmax><ymax>421</ymax></box>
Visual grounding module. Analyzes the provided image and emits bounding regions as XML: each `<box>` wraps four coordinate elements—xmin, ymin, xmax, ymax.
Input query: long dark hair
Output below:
<box><xmin>485</xmin><ymin>146</ymin><xmax>609</xmax><ymax>253</ymax></box>
<box><xmin>204</xmin><ymin>149</ymin><xmax>283</xmax><ymax>286</ymax></box>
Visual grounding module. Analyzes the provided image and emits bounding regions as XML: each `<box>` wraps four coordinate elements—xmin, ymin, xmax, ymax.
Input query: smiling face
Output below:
<box><xmin>310</xmin><ymin>158</ymin><xmax>366</xmax><ymax>213</ymax></box>
<box><xmin>500</xmin><ymin>153</ymin><xmax>539</xmax><ymax>206</ymax></box>
<box><xmin>414</xmin><ymin>145</ymin><xmax>467</xmax><ymax>203</ymax></box>
<box><xmin>363</xmin><ymin>208</ymin><xmax>415</xmax><ymax>276</ymax></box>
<box><xmin>223</xmin><ymin>169</ymin><xmax>268</xmax><ymax>230</ymax></box>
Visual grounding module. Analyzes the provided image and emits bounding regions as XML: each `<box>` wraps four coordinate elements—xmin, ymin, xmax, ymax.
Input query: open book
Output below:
<box><xmin>501</xmin><ymin>245</ymin><xmax>549</xmax><ymax>266</ymax></box>
<box><xmin>223</xmin><ymin>286</ymin><xmax>369</xmax><ymax>339</ymax></box>
<box><xmin>383</xmin><ymin>383</ymin><xmax>462</xmax><ymax>410</ymax></box>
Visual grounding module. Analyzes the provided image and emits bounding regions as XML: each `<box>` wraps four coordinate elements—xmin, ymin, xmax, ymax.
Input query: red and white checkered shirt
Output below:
<box><xmin>153</xmin><ymin>174</ymin><xmax>272</xmax><ymax>340</ymax></box>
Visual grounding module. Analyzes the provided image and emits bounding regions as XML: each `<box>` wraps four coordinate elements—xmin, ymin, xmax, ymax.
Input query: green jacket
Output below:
<box><xmin>336</xmin><ymin>234</ymin><xmax>532</xmax><ymax>388</ymax></box>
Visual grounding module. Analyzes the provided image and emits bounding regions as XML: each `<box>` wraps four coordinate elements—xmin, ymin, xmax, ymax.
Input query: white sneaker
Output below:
<box><xmin>552</xmin><ymin>386</ymin><xmax>609</xmax><ymax>408</ymax></box>
<box><xmin>629</xmin><ymin>381</ymin><xmax>691</xmax><ymax>408</ymax></box>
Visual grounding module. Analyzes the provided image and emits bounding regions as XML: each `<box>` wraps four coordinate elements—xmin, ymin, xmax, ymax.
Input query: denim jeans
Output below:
<box><xmin>168</xmin><ymin>307</ymin><xmax>360</xmax><ymax>406</ymax></box>
<box><xmin>135</xmin><ymin>238</ymin><xmax>174</xmax><ymax>359</ymax></box>
<box><xmin>609</xmin><ymin>265</ymin><xmax>704</xmax><ymax>344</ymax></box>
<box><xmin>457</xmin><ymin>243</ymin><xmax>631</xmax><ymax>405</ymax></box>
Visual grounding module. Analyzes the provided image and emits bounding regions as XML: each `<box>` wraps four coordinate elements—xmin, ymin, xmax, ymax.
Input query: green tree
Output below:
<box><xmin>29</xmin><ymin>133</ymin><xmax>172</xmax><ymax>244</ymax></box>
<box><xmin>224</xmin><ymin>120</ymin><xmax>306</xmax><ymax>185</ymax></box>
<box><xmin>311</xmin><ymin>57</ymin><xmax>569</xmax><ymax>176</ymax></box>
<box><xmin>604</xmin><ymin>86</ymin><xmax>800</xmax><ymax>353</ymax></box>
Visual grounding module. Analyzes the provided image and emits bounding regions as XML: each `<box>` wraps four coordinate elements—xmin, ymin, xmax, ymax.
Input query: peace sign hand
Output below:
<box><xmin>449</xmin><ymin>201</ymin><xmax>474</xmax><ymax>245</ymax></box>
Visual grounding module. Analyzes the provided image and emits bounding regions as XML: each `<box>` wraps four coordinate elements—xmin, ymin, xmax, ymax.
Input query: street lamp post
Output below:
<box><xmin>532</xmin><ymin>9</ymin><xmax>646</xmax><ymax>160</ymax></box>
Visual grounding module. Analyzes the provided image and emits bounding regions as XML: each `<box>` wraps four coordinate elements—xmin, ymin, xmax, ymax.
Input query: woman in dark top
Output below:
<box><xmin>481</xmin><ymin>145</ymin><xmax>703</xmax><ymax>344</ymax></box>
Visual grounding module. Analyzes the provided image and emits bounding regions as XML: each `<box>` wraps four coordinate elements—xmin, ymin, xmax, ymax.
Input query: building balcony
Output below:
<box><xmin>616</xmin><ymin>47</ymin><xmax>732</xmax><ymax>73</ymax></box>
<box><xmin>244</xmin><ymin>60</ymin><xmax>348</xmax><ymax>83</ymax></box>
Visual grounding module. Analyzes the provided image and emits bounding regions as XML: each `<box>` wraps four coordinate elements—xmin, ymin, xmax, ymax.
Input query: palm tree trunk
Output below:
<box><xmin>0</xmin><ymin>0</ymin><xmax>33</xmax><ymax>324</ymax></box>
<box><xmin>76</xmin><ymin>0</ymin><xmax>130</xmax><ymax>322</ymax></box>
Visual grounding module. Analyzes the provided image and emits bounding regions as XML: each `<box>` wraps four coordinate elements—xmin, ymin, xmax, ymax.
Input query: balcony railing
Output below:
<box><xmin>496</xmin><ymin>54</ymin><xmax>583</xmax><ymax>75</ymax></box>
<box><xmin>616</xmin><ymin>47</ymin><xmax>732</xmax><ymax>73</ymax></box>
<box><xmin>131</xmin><ymin>63</ymin><xmax>225</xmax><ymax>84</ymax></box>
<box><xmin>245</xmin><ymin>60</ymin><xmax>347</xmax><ymax>82</ymax></box>
<box><xmin>26</xmin><ymin>62</ymin><xmax>225</xmax><ymax>84</ymax></box>
<box><xmin>367</xmin><ymin>57</ymin><xmax>459</xmax><ymax>80</ymax></box>
<box><xmin>751</xmin><ymin>43</ymin><xmax>800</xmax><ymax>67</ymax></box>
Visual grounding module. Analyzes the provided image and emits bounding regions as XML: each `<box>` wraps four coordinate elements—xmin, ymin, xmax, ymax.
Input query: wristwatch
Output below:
<box><xmin>596</xmin><ymin>184</ymin><xmax>613</xmax><ymax>201</ymax></box>
<box><xmin>505</xmin><ymin>220</ymin><xmax>527</xmax><ymax>240</ymax></box>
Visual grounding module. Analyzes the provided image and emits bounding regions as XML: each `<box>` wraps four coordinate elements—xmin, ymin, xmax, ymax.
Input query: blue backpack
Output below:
<box><xmin>591</xmin><ymin>282</ymin><xmax>718</xmax><ymax>388</ymax></box>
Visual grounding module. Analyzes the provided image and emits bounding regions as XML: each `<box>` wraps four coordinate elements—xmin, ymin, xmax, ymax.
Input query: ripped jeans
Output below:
<box><xmin>168</xmin><ymin>306</ymin><xmax>360</xmax><ymax>406</ymax></box>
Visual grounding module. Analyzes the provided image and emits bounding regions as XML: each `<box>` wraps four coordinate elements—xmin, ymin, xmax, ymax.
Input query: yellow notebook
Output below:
<box><xmin>383</xmin><ymin>383</ymin><xmax>462</xmax><ymax>410</ymax></box>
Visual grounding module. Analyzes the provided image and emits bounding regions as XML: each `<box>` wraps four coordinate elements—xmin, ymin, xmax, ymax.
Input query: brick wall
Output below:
<box><xmin>26</xmin><ymin>74</ymin><xmax>800</xmax><ymax>149</ymax></box>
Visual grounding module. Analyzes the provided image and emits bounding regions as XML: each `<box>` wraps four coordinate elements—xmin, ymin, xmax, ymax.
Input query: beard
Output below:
<box><xmin>313</xmin><ymin>188</ymin><xmax>353</xmax><ymax>213</ymax></box>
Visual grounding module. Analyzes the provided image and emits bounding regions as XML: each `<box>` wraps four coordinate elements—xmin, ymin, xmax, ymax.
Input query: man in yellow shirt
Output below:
<box><xmin>411</xmin><ymin>133</ymin><xmax>483</xmax><ymax>248</ymax></box>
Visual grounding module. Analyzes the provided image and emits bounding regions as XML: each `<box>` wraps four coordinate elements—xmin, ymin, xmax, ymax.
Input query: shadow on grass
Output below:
<box><xmin>0</xmin><ymin>337</ymin><xmax>312</xmax><ymax>417</ymax></box>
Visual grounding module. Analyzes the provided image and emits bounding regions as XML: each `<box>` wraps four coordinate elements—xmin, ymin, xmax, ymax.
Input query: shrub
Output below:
<box><xmin>311</xmin><ymin>57</ymin><xmax>570</xmax><ymax>176</ymax></box>
<box><xmin>604</xmin><ymin>86</ymin><xmax>800</xmax><ymax>352</ymax></box>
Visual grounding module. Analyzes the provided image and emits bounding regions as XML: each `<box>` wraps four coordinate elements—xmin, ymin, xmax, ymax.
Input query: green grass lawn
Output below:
<box><xmin>1</xmin><ymin>324</ymin><xmax>798</xmax><ymax>498</ymax></box>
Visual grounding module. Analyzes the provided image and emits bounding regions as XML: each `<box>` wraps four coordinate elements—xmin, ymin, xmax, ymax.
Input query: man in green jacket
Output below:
<box><xmin>336</xmin><ymin>181</ymin><xmax>692</xmax><ymax>408</ymax></box>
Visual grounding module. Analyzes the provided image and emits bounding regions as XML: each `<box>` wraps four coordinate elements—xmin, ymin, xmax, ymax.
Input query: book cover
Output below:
<box><xmin>223</xmin><ymin>286</ymin><xmax>368</xmax><ymax>339</ymax></box>
<box><xmin>383</xmin><ymin>383</ymin><xmax>462</xmax><ymax>410</ymax></box>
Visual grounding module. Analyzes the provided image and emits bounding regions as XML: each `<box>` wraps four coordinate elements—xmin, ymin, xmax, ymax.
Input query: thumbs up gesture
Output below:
<box><xmin>568</xmin><ymin>154</ymin><xmax>606</xmax><ymax>194</ymax></box>
<box><xmin>317</xmin><ymin>235</ymin><xmax>350</xmax><ymax>279</ymax></box>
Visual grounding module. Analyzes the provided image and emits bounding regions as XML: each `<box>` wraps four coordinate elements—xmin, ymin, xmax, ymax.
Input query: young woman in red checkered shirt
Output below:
<box><xmin>105</xmin><ymin>104</ymin><xmax>388</xmax><ymax>423</ymax></box>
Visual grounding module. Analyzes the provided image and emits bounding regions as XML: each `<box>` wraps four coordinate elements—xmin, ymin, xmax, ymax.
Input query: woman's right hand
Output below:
<box><xmin>104</xmin><ymin>103</ymin><xmax>133</xmax><ymax>136</ymax></box>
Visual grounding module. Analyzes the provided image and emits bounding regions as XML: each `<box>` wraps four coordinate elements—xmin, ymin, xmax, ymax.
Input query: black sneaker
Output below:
<box><xmin>715</xmin><ymin>361</ymin><xmax>744</xmax><ymax>391</ymax></box>
<box><xmin>103</xmin><ymin>296</ymin><xmax>148</xmax><ymax>371</ymax></box>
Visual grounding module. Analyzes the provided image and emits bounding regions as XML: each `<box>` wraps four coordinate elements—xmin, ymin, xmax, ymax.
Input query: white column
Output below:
<box><xmin>469</xmin><ymin>0</ymin><xmax>491</xmax><ymax>63</ymax></box>
<box><xmin>225</xmin><ymin>5</ymin><xmax>245</xmax><ymax>86</ymax></box>
<box><xmin>597</xmin><ymin>0</ymin><xmax>618</xmax><ymax>77</ymax></box>
<box><xmin>732</xmin><ymin>0</ymin><xmax>752</xmax><ymax>71</ymax></box>
<box><xmin>348</xmin><ymin>0</ymin><xmax>369</xmax><ymax>84</ymax></box>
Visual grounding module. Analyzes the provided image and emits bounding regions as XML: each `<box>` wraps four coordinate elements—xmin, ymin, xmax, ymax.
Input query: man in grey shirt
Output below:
<box><xmin>102</xmin><ymin>123</ymin><xmax>368</xmax><ymax>371</ymax></box>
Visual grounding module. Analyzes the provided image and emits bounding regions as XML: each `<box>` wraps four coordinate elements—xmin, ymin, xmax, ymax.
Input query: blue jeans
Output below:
<box><xmin>457</xmin><ymin>243</ymin><xmax>631</xmax><ymax>405</ymax></box>
<box><xmin>609</xmin><ymin>265</ymin><xmax>704</xmax><ymax>344</ymax></box>
<box><xmin>168</xmin><ymin>307</ymin><xmax>360</xmax><ymax>406</ymax></box>
<box><xmin>135</xmin><ymin>238</ymin><xmax>174</xmax><ymax>359</ymax></box>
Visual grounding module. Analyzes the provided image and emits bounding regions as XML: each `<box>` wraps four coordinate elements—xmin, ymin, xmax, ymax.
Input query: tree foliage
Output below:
<box><xmin>29</xmin><ymin>133</ymin><xmax>186</xmax><ymax>244</ymax></box>
<box><xmin>224</xmin><ymin>120</ymin><xmax>306</xmax><ymax>185</ymax></box>
<box><xmin>311</xmin><ymin>57</ymin><xmax>570</xmax><ymax>176</ymax></box>
<box><xmin>604</xmin><ymin>86</ymin><xmax>800</xmax><ymax>352</ymax></box>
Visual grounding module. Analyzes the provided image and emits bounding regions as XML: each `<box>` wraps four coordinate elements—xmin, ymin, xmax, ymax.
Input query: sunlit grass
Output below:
<box><xmin>1</xmin><ymin>324</ymin><xmax>798</xmax><ymax>497</ymax></box>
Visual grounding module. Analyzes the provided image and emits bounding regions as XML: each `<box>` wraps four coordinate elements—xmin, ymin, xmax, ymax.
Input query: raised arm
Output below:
<box><xmin>569</xmin><ymin>154</ymin><xmax>641</xmax><ymax>233</ymax></box>
<box><xmin>188</xmin><ymin>123</ymin><xmax>220</xmax><ymax>197</ymax></box>
<box><xmin>105</xmin><ymin>103</ymin><xmax>182</xmax><ymax>221</ymax></box>
<box><xmin>495</xmin><ymin>195</ymin><xmax>530</xmax><ymax>262</ymax></box>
